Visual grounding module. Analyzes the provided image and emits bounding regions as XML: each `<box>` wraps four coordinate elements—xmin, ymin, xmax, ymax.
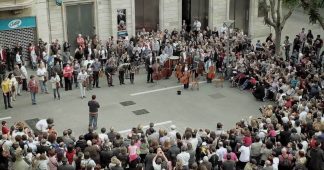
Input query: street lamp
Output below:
<box><xmin>223</xmin><ymin>20</ymin><xmax>234</xmax><ymax>58</ymax></box>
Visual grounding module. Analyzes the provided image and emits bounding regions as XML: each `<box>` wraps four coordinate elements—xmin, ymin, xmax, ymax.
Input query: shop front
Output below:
<box><xmin>0</xmin><ymin>16</ymin><xmax>37</xmax><ymax>58</ymax></box>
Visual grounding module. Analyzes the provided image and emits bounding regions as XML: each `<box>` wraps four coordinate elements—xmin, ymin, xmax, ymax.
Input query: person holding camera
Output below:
<box><xmin>152</xmin><ymin>148</ymin><xmax>169</xmax><ymax>170</ymax></box>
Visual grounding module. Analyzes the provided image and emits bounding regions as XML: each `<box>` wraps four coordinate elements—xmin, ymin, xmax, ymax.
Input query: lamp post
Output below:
<box><xmin>223</xmin><ymin>20</ymin><xmax>234</xmax><ymax>58</ymax></box>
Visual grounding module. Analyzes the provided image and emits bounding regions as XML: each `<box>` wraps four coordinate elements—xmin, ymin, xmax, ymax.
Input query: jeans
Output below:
<box><xmin>285</xmin><ymin>50</ymin><xmax>290</xmax><ymax>61</ymax></box>
<box><xmin>79</xmin><ymin>82</ymin><xmax>86</xmax><ymax>97</ymax></box>
<box><xmin>22</xmin><ymin>79</ymin><xmax>28</xmax><ymax>91</ymax></box>
<box><xmin>3</xmin><ymin>93</ymin><xmax>11</xmax><ymax>109</ymax></box>
<box><xmin>73</xmin><ymin>72</ymin><xmax>79</xmax><ymax>87</ymax></box>
<box><xmin>30</xmin><ymin>92</ymin><xmax>36</xmax><ymax>104</ymax></box>
<box><xmin>53</xmin><ymin>88</ymin><xmax>60</xmax><ymax>99</ymax></box>
<box><xmin>93</xmin><ymin>71</ymin><xmax>99</xmax><ymax>87</ymax></box>
<box><xmin>39</xmin><ymin>80</ymin><xmax>48</xmax><ymax>93</ymax></box>
<box><xmin>147</xmin><ymin>68</ymin><xmax>153</xmax><ymax>82</ymax></box>
<box><xmin>130</xmin><ymin>73</ymin><xmax>134</xmax><ymax>84</ymax></box>
<box><xmin>89</xmin><ymin>114</ymin><xmax>98</xmax><ymax>129</ymax></box>
<box><xmin>119</xmin><ymin>70</ymin><xmax>125</xmax><ymax>84</ymax></box>
<box><xmin>106</xmin><ymin>73</ymin><xmax>113</xmax><ymax>86</ymax></box>
<box><xmin>64</xmin><ymin>77</ymin><xmax>72</xmax><ymax>91</ymax></box>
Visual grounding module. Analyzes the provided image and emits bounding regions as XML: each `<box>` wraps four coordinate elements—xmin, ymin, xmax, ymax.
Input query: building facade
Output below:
<box><xmin>0</xmin><ymin>0</ymin><xmax>270</xmax><ymax>51</ymax></box>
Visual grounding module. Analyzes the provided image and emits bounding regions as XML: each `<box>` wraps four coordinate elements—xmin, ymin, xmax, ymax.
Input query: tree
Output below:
<box><xmin>301</xmin><ymin>0</ymin><xmax>324</xmax><ymax>30</ymax></box>
<box><xmin>260</xmin><ymin>0</ymin><xmax>302</xmax><ymax>56</ymax></box>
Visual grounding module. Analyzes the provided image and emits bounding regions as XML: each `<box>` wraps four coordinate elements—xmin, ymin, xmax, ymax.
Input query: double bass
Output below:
<box><xmin>162</xmin><ymin>59</ymin><xmax>172</xmax><ymax>78</ymax></box>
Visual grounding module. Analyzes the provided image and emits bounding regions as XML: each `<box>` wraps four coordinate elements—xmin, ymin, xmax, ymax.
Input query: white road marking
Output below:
<box><xmin>130</xmin><ymin>80</ymin><xmax>209</xmax><ymax>96</ymax></box>
<box><xmin>0</xmin><ymin>117</ymin><xmax>12</xmax><ymax>121</ymax></box>
<box><xmin>118</xmin><ymin>120</ymin><xmax>172</xmax><ymax>134</ymax></box>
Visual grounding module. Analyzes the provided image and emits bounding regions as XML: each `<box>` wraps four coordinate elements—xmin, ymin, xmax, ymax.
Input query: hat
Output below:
<box><xmin>87</xmin><ymin>140</ymin><xmax>92</xmax><ymax>146</ymax></box>
<box><xmin>170</xmin><ymin>125</ymin><xmax>176</xmax><ymax>130</ymax></box>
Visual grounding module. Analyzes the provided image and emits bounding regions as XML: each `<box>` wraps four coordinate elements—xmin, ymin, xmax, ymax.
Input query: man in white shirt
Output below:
<box><xmin>81</xmin><ymin>152</ymin><xmax>96</xmax><ymax>169</ymax></box>
<box><xmin>167</xmin><ymin>125</ymin><xmax>177</xmax><ymax>141</ymax></box>
<box><xmin>99</xmin><ymin>127</ymin><xmax>109</xmax><ymax>144</ymax></box>
<box><xmin>77</xmin><ymin>69</ymin><xmax>88</xmax><ymax>99</ymax></box>
<box><xmin>83</xmin><ymin>57</ymin><xmax>94</xmax><ymax>68</ymax></box>
<box><xmin>177</xmin><ymin>146</ymin><xmax>190</xmax><ymax>168</ymax></box>
<box><xmin>216</xmin><ymin>142</ymin><xmax>227</xmax><ymax>162</ymax></box>
<box><xmin>35</xmin><ymin>118</ymin><xmax>54</xmax><ymax>133</ymax></box>
<box><xmin>238</xmin><ymin>144</ymin><xmax>250</xmax><ymax>168</ymax></box>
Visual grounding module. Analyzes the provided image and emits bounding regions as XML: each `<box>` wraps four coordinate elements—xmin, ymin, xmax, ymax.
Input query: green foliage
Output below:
<box><xmin>283</xmin><ymin>0</ymin><xmax>300</xmax><ymax>9</ymax></box>
<box><xmin>301</xmin><ymin>0</ymin><xmax>324</xmax><ymax>27</ymax></box>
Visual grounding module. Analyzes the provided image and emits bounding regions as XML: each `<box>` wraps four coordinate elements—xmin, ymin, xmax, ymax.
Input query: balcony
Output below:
<box><xmin>0</xmin><ymin>0</ymin><xmax>34</xmax><ymax>11</ymax></box>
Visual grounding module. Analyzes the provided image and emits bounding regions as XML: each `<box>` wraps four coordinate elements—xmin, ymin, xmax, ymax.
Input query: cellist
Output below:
<box><xmin>175</xmin><ymin>62</ymin><xmax>183</xmax><ymax>82</ymax></box>
<box><xmin>180</xmin><ymin>64</ymin><xmax>190</xmax><ymax>89</ymax></box>
<box><xmin>206</xmin><ymin>62</ymin><xmax>216</xmax><ymax>83</ymax></box>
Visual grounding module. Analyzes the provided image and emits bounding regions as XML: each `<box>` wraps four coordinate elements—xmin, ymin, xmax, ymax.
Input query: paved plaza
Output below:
<box><xmin>0</xmin><ymin>69</ymin><xmax>269</xmax><ymax>137</ymax></box>
<box><xmin>0</xmin><ymin>9</ymin><xmax>320</xmax><ymax>137</ymax></box>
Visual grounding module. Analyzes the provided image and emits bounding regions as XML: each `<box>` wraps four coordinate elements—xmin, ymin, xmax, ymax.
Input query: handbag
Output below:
<box><xmin>11</xmin><ymin>85</ymin><xmax>15</xmax><ymax>92</ymax></box>
<box><xmin>16</xmin><ymin>77</ymin><xmax>22</xmax><ymax>84</ymax></box>
<box><xmin>56</xmin><ymin>82</ymin><xmax>60</xmax><ymax>88</ymax></box>
<box><xmin>44</xmin><ymin>76</ymin><xmax>48</xmax><ymax>82</ymax></box>
<box><xmin>99</xmin><ymin>70</ymin><xmax>104</xmax><ymax>77</ymax></box>
<box><xmin>82</xmin><ymin>80</ymin><xmax>87</xmax><ymax>87</ymax></box>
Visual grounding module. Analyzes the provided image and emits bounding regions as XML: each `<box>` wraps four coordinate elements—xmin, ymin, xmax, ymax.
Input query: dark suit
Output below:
<box><xmin>145</xmin><ymin>57</ymin><xmax>155</xmax><ymax>83</ymax></box>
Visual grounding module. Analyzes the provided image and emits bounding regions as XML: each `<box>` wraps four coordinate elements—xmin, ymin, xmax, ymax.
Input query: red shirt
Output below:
<box><xmin>66</xmin><ymin>149</ymin><xmax>76</xmax><ymax>165</ymax></box>
<box><xmin>28</xmin><ymin>79</ymin><xmax>39</xmax><ymax>93</ymax></box>
<box><xmin>1</xmin><ymin>126</ymin><xmax>9</xmax><ymax>135</ymax></box>
<box><xmin>243</xmin><ymin>136</ymin><xmax>252</xmax><ymax>146</ymax></box>
<box><xmin>63</xmin><ymin>66</ymin><xmax>73</xmax><ymax>78</ymax></box>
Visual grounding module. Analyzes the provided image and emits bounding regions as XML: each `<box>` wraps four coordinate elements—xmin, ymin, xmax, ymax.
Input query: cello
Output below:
<box><xmin>162</xmin><ymin>59</ymin><xmax>172</xmax><ymax>79</ymax></box>
<box><xmin>207</xmin><ymin>64</ymin><xmax>216</xmax><ymax>83</ymax></box>
<box><xmin>180</xmin><ymin>65</ymin><xmax>191</xmax><ymax>89</ymax></box>
<box><xmin>152</xmin><ymin>61</ymin><xmax>162</xmax><ymax>81</ymax></box>
<box><xmin>175</xmin><ymin>63</ymin><xmax>183</xmax><ymax>81</ymax></box>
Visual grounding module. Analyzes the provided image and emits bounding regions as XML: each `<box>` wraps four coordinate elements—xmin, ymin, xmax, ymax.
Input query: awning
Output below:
<box><xmin>0</xmin><ymin>0</ymin><xmax>34</xmax><ymax>11</ymax></box>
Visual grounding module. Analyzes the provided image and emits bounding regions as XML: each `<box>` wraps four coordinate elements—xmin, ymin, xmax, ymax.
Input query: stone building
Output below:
<box><xmin>0</xmin><ymin>0</ymin><xmax>270</xmax><ymax>53</ymax></box>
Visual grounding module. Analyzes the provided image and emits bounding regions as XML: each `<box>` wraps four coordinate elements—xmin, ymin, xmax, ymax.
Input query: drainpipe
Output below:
<box><xmin>47</xmin><ymin>0</ymin><xmax>52</xmax><ymax>43</ymax></box>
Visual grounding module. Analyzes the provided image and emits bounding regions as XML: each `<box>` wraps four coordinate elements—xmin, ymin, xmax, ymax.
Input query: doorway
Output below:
<box><xmin>135</xmin><ymin>0</ymin><xmax>159</xmax><ymax>32</ymax></box>
<box><xmin>182</xmin><ymin>0</ymin><xmax>209</xmax><ymax>31</ymax></box>
<box><xmin>66</xmin><ymin>3</ymin><xmax>94</xmax><ymax>52</ymax></box>
<box><xmin>229</xmin><ymin>0</ymin><xmax>250</xmax><ymax>35</ymax></box>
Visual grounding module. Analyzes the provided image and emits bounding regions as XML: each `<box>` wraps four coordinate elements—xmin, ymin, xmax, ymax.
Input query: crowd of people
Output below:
<box><xmin>0</xmin><ymin>16</ymin><xmax>324</xmax><ymax>170</ymax></box>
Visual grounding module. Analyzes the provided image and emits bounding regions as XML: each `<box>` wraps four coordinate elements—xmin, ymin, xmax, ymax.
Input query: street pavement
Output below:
<box><xmin>0</xmin><ymin>8</ymin><xmax>320</xmax><ymax>137</ymax></box>
<box><xmin>0</xmin><ymin>69</ymin><xmax>268</xmax><ymax>137</ymax></box>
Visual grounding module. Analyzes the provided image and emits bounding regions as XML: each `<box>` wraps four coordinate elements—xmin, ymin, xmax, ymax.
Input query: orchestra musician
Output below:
<box><xmin>145</xmin><ymin>54</ymin><xmax>155</xmax><ymax>83</ymax></box>
<box><xmin>105</xmin><ymin>55</ymin><xmax>117</xmax><ymax>87</ymax></box>
<box><xmin>180</xmin><ymin>64</ymin><xmax>190</xmax><ymax>89</ymax></box>
<box><xmin>191</xmin><ymin>67</ymin><xmax>199</xmax><ymax>90</ymax></box>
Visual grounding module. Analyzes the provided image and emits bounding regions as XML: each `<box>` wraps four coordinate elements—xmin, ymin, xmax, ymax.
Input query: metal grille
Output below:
<box><xmin>120</xmin><ymin>101</ymin><xmax>136</xmax><ymax>106</ymax></box>
<box><xmin>132</xmin><ymin>109</ymin><xmax>149</xmax><ymax>115</ymax></box>
<box><xmin>0</xmin><ymin>28</ymin><xmax>36</xmax><ymax>60</ymax></box>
